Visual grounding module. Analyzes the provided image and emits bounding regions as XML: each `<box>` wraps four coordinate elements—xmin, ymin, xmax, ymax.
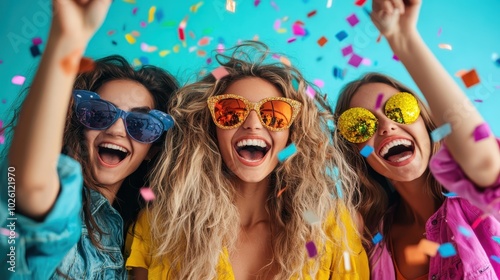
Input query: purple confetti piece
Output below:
<box><xmin>341</xmin><ymin>45</ymin><xmax>353</xmax><ymax>57</ymax></box>
<box><xmin>346</xmin><ymin>13</ymin><xmax>360</xmax><ymax>27</ymax></box>
<box><xmin>348</xmin><ymin>54</ymin><xmax>363</xmax><ymax>67</ymax></box>
<box><xmin>32</xmin><ymin>37</ymin><xmax>42</xmax><ymax>45</ymax></box>
<box><xmin>287</xmin><ymin>37</ymin><xmax>297</xmax><ymax>43</ymax></box>
<box><xmin>375</xmin><ymin>93</ymin><xmax>384</xmax><ymax>109</ymax></box>
<box><xmin>473</xmin><ymin>123</ymin><xmax>491</xmax><ymax>142</ymax></box>
<box><xmin>306</xmin><ymin>241</ymin><xmax>317</xmax><ymax>258</ymax></box>
<box><xmin>270</xmin><ymin>1</ymin><xmax>279</xmax><ymax>11</ymax></box>
<box><xmin>392</xmin><ymin>54</ymin><xmax>400</xmax><ymax>61</ymax></box>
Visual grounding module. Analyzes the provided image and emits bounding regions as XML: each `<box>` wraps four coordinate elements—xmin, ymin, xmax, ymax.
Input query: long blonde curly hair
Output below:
<box><xmin>148</xmin><ymin>41</ymin><xmax>361</xmax><ymax>279</ymax></box>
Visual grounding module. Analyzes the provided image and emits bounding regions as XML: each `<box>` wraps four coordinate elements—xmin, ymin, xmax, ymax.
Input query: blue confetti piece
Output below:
<box><xmin>372</xmin><ymin>232</ymin><xmax>383</xmax><ymax>244</ymax></box>
<box><xmin>277</xmin><ymin>143</ymin><xmax>297</xmax><ymax>162</ymax></box>
<box><xmin>430</xmin><ymin>123</ymin><xmax>452</xmax><ymax>142</ymax></box>
<box><xmin>360</xmin><ymin>145</ymin><xmax>374</xmax><ymax>157</ymax></box>
<box><xmin>292</xmin><ymin>79</ymin><xmax>299</xmax><ymax>91</ymax></box>
<box><xmin>442</xmin><ymin>192</ymin><xmax>457</xmax><ymax>197</ymax></box>
<box><xmin>457</xmin><ymin>226</ymin><xmax>471</xmax><ymax>237</ymax></box>
<box><xmin>438</xmin><ymin>243</ymin><xmax>456</xmax><ymax>258</ymax></box>
<box><xmin>156</xmin><ymin>8</ymin><xmax>164</xmax><ymax>22</ymax></box>
<box><xmin>139</xmin><ymin>56</ymin><xmax>149</xmax><ymax>65</ymax></box>
<box><xmin>335</xmin><ymin>30</ymin><xmax>348</xmax><ymax>41</ymax></box>
<box><xmin>492</xmin><ymin>236</ymin><xmax>500</xmax><ymax>244</ymax></box>
<box><xmin>491</xmin><ymin>255</ymin><xmax>500</xmax><ymax>264</ymax></box>
<box><xmin>332</xmin><ymin>66</ymin><xmax>344</xmax><ymax>80</ymax></box>
<box><xmin>495</xmin><ymin>58</ymin><xmax>500</xmax><ymax>67</ymax></box>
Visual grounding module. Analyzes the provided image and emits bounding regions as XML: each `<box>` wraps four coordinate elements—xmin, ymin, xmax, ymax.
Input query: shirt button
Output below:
<box><xmin>431</xmin><ymin>219</ymin><xmax>438</xmax><ymax>225</ymax></box>
<box><xmin>432</xmin><ymin>275</ymin><xmax>437</xmax><ymax>280</ymax></box>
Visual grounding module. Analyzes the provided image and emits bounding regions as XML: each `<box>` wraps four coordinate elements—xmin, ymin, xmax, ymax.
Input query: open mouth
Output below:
<box><xmin>235</xmin><ymin>139</ymin><xmax>271</xmax><ymax>162</ymax></box>
<box><xmin>98</xmin><ymin>143</ymin><xmax>129</xmax><ymax>166</ymax></box>
<box><xmin>379</xmin><ymin>139</ymin><xmax>414</xmax><ymax>163</ymax></box>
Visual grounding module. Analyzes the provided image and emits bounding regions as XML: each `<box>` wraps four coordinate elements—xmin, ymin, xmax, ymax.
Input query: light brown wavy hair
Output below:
<box><xmin>332</xmin><ymin>72</ymin><xmax>444</xmax><ymax>254</ymax></box>
<box><xmin>147</xmin><ymin>41</ymin><xmax>362</xmax><ymax>279</ymax></box>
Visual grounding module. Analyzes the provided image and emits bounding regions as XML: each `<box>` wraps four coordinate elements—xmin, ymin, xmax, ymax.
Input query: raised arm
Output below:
<box><xmin>8</xmin><ymin>0</ymin><xmax>111</xmax><ymax>220</ymax></box>
<box><xmin>371</xmin><ymin>0</ymin><xmax>500</xmax><ymax>187</ymax></box>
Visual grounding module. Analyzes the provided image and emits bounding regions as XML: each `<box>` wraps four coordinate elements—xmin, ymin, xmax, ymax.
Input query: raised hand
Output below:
<box><xmin>371</xmin><ymin>0</ymin><xmax>421</xmax><ymax>39</ymax></box>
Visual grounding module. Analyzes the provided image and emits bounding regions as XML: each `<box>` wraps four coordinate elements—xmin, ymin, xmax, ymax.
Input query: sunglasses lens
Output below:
<box><xmin>76</xmin><ymin>100</ymin><xmax>117</xmax><ymax>129</ymax></box>
<box><xmin>338</xmin><ymin>107</ymin><xmax>378</xmax><ymax>143</ymax></box>
<box><xmin>125</xmin><ymin>112</ymin><xmax>163</xmax><ymax>143</ymax></box>
<box><xmin>214</xmin><ymin>98</ymin><xmax>248</xmax><ymax>127</ymax></box>
<box><xmin>260</xmin><ymin>100</ymin><xmax>293</xmax><ymax>129</ymax></box>
<box><xmin>384</xmin><ymin>92</ymin><xmax>420</xmax><ymax>124</ymax></box>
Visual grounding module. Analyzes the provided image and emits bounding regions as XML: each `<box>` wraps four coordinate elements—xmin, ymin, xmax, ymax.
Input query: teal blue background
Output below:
<box><xmin>1</xmin><ymin>0</ymin><xmax>499</xmax><ymax>154</ymax></box>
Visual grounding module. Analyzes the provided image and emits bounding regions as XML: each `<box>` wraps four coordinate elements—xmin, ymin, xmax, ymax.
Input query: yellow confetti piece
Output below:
<box><xmin>132</xmin><ymin>58</ymin><xmax>142</xmax><ymax>67</ymax></box>
<box><xmin>438</xmin><ymin>43</ymin><xmax>452</xmax><ymax>50</ymax></box>
<box><xmin>125</xmin><ymin>34</ymin><xmax>136</xmax><ymax>44</ymax></box>
<box><xmin>158</xmin><ymin>50</ymin><xmax>169</xmax><ymax>57</ymax></box>
<box><xmin>226</xmin><ymin>0</ymin><xmax>236</xmax><ymax>12</ymax></box>
<box><xmin>122</xmin><ymin>0</ymin><xmax>135</xmax><ymax>3</ymax></box>
<box><xmin>173</xmin><ymin>45</ymin><xmax>180</xmax><ymax>53</ymax></box>
<box><xmin>281</xmin><ymin>16</ymin><xmax>289</xmax><ymax>22</ymax></box>
<box><xmin>277</xmin><ymin>28</ymin><xmax>287</xmax><ymax>33</ymax></box>
<box><xmin>131</xmin><ymin>31</ymin><xmax>141</xmax><ymax>37</ymax></box>
<box><xmin>190</xmin><ymin>1</ymin><xmax>204</xmax><ymax>13</ymax></box>
<box><xmin>148</xmin><ymin>6</ymin><xmax>156</xmax><ymax>23</ymax></box>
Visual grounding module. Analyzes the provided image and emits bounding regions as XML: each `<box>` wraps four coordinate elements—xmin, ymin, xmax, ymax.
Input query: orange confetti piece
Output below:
<box><xmin>417</xmin><ymin>239</ymin><xmax>440</xmax><ymax>257</ymax></box>
<box><xmin>438</xmin><ymin>43</ymin><xmax>452</xmax><ymax>50</ymax></box>
<box><xmin>131</xmin><ymin>31</ymin><xmax>141</xmax><ymax>37</ymax></box>
<box><xmin>226</xmin><ymin>0</ymin><xmax>236</xmax><ymax>12</ymax></box>
<box><xmin>60</xmin><ymin>49</ymin><xmax>83</xmax><ymax>75</ymax></box>
<box><xmin>461</xmin><ymin>69</ymin><xmax>480</xmax><ymax>88</ymax></box>
<box><xmin>277</xmin><ymin>186</ymin><xmax>288</xmax><ymax>197</ymax></box>
<box><xmin>78</xmin><ymin>57</ymin><xmax>95</xmax><ymax>73</ymax></box>
<box><xmin>455</xmin><ymin>69</ymin><xmax>467</xmax><ymax>77</ymax></box>
<box><xmin>404</xmin><ymin>245</ymin><xmax>427</xmax><ymax>265</ymax></box>
<box><xmin>148</xmin><ymin>6</ymin><xmax>156</xmax><ymax>23</ymax></box>
<box><xmin>317</xmin><ymin>36</ymin><xmax>328</xmax><ymax>47</ymax></box>
<box><xmin>196</xmin><ymin>50</ymin><xmax>207</xmax><ymax>57</ymax></box>
<box><xmin>279</xmin><ymin>56</ymin><xmax>291</xmax><ymax>67</ymax></box>
<box><xmin>125</xmin><ymin>34</ymin><xmax>136</xmax><ymax>44</ymax></box>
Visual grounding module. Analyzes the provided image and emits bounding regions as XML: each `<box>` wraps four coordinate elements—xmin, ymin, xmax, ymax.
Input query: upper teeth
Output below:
<box><xmin>380</xmin><ymin>139</ymin><xmax>412</xmax><ymax>157</ymax></box>
<box><xmin>99</xmin><ymin>143</ymin><xmax>128</xmax><ymax>153</ymax></box>
<box><xmin>236</xmin><ymin>139</ymin><xmax>267</xmax><ymax>148</ymax></box>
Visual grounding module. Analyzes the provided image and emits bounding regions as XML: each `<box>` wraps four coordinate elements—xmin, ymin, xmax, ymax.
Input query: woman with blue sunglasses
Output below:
<box><xmin>333</xmin><ymin>0</ymin><xmax>500</xmax><ymax>279</ymax></box>
<box><xmin>0</xmin><ymin>0</ymin><xmax>177</xmax><ymax>279</ymax></box>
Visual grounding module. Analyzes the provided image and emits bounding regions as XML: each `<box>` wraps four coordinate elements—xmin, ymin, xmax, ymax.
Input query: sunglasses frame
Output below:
<box><xmin>72</xmin><ymin>90</ymin><xmax>174</xmax><ymax>143</ymax></box>
<box><xmin>207</xmin><ymin>94</ymin><xmax>302</xmax><ymax>132</ymax></box>
<box><xmin>337</xmin><ymin>92</ymin><xmax>421</xmax><ymax>144</ymax></box>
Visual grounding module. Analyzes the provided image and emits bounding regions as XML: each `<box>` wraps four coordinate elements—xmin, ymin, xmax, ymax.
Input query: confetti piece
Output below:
<box><xmin>173</xmin><ymin>45</ymin><xmax>180</xmax><ymax>53</ymax></box>
<box><xmin>346</xmin><ymin>14</ymin><xmax>359</xmax><ymax>27</ymax></box>
<box><xmin>354</xmin><ymin>0</ymin><xmax>367</xmax><ymax>6</ymax></box>
<box><xmin>418</xmin><ymin>239</ymin><xmax>440</xmax><ymax>257</ymax></box>
<box><xmin>292</xmin><ymin>23</ymin><xmax>306</xmax><ymax>36</ymax></box>
<box><xmin>277</xmin><ymin>143</ymin><xmax>297</xmax><ymax>162</ymax></box>
<box><xmin>107</xmin><ymin>30</ymin><xmax>116</xmax><ymax>36</ymax></box>
<box><xmin>372</xmin><ymin>232</ymin><xmax>383</xmax><ymax>244</ymax></box>
<box><xmin>473</xmin><ymin>123</ymin><xmax>491</xmax><ymax>142</ymax></box>
<box><xmin>277</xmin><ymin>28</ymin><xmax>287</xmax><ymax>33</ymax></box>
<box><xmin>148</xmin><ymin>6</ymin><xmax>156</xmax><ymax>23</ymax></box>
<box><xmin>190</xmin><ymin>2</ymin><xmax>204</xmax><ymax>13</ymax></box>
<box><xmin>343</xmin><ymin>251</ymin><xmax>351</xmax><ymax>271</ymax></box>
<box><xmin>474</xmin><ymin>99</ymin><xmax>483</xmax><ymax>103</ymax></box>
<box><xmin>442</xmin><ymin>192</ymin><xmax>457</xmax><ymax>197</ymax></box>
<box><xmin>159</xmin><ymin>50</ymin><xmax>170</xmax><ymax>57</ymax></box>
<box><xmin>132</xmin><ymin>7</ymin><xmax>138</xmax><ymax>15</ymax></box>
<box><xmin>140</xmin><ymin>187</ymin><xmax>156</xmax><ymax>201</ymax></box>
<box><xmin>317</xmin><ymin>36</ymin><xmax>327</xmax><ymax>47</ymax></box>
<box><xmin>493</xmin><ymin>236</ymin><xmax>500</xmax><ymax>244</ymax></box>
<box><xmin>375</xmin><ymin>93</ymin><xmax>384</xmax><ymax>110</ymax></box>
<box><xmin>0</xmin><ymin>228</ymin><xmax>17</xmax><ymax>237</ymax></box>
<box><xmin>226</xmin><ymin>0</ymin><xmax>236</xmax><ymax>12</ymax></box>
<box><xmin>0</xmin><ymin>135</ymin><xmax>4</xmax><ymax>145</ymax></box>
<box><xmin>270</xmin><ymin>1</ymin><xmax>279</xmax><ymax>11</ymax></box>
<box><xmin>313</xmin><ymin>79</ymin><xmax>324</xmax><ymax>88</ymax></box>
<box><xmin>198</xmin><ymin>36</ymin><xmax>211</xmax><ymax>46</ymax></box>
<box><xmin>32</xmin><ymin>37</ymin><xmax>42</xmax><ymax>45</ymax></box>
<box><xmin>254</xmin><ymin>0</ymin><xmax>261</xmax><ymax>6</ymax></box>
<box><xmin>140</xmin><ymin>21</ymin><xmax>147</xmax><ymax>28</ymax></box>
<box><xmin>123</xmin><ymin>0</ymin><xmax>135</xmax><ymax>3</ymax></box>
<box><xmin>404</xmin><ymin>245</ymin><xmax>427</xmax><ymax>264</ymax></box>
<box><xmin>111</xmin><ymin>40</ymin><xmax>117</xmax><ymax>46</ymax></box>
<box><xmin>140</xmin><ymin>42</ymin><xmax>158</xmax><ymax>52</ymax></box>
<box><xmin>131</xmin><ymin>31</ymin><xmax>141</xmax><ymax>37</ymax></box>
<box><xmin>306</xmin><ymin>86</ymin><xmax>316</xmax><ymax>98</ymax></box>
<box><xmin>125</xmin><ymin>34</ymin><xmax>136</xmax><ymax>44</ymax></box>
<box><xmin>78</xmin><ymin>57</ymin><xmax>95</xmax><ymax>73</ymax></box>
<box><xmin>471</xmin><ymin>214</ymin><xmax>488</xmax><ymax>229</ymax></box>
<box><xmin>196</xmin><ymin>50</ymin><xmax>207</xmax><ymax>57</ymax></box>
<box><xmin>392</xmin><ymin>54</ymin><xmax>399</xmax><ymax>61</ymax></box>
<box><xmin>277</xmin><ymin>186</ymin><xmax>288</xmax><ymax>197</ymax></box>
<box><xmin>438</xmin><ymin>44</ymin><xmax>452</xmax><ymax>50</ymax></box>
<box><xmin>430</xmin><ymin>123</ymin><xmax>452</xmax><ymax>142</ymax></box>
<box><xmin>332</xmin><ymin>66</ymin><xmax>345</xmax><ymax>79</ymax></box>
<box><xmin>306</xmin><ymin>241</ymin><xmax>317</xmax><ymax>258</ymax></box>
<box><xmin>360</xmin><ymin>145</ymin><xmax>374</xmax><ymax>157</ymax></box>
<box><xmin>178</xmin><ymin>17</ymin><xmax>188</xmax><ymax>44</ymax></box>
<box><xmin>458</xmin><ymin>226</ymin><xmax>472</xmax><ymax>237</ymax></box>
<box><xmin>279</xmin><ymin>56</ymin><xmax>291</xmax><ymax>67</ymax></box>
<box><xmin>348</xmin><ymin>54</ymin><xmax>363</xmax><ymax>67</ymax></box>
<box><xmin>341</xmin><ymin>45</ymin><xmax>353</xmax><ymax>56</ymax></box>
<box><xmin>139</xmin><ymin>56</ymin><xmax>149</xmax><ymax>65</ymax></box>
<box><xmin>273</xmin><ymin>19</ymin><xmax>281</xmax><ymax>31</ymax></box>
<box><xmin>303</xmin><ymin>210</ymin><xmax>321</xmax><ymax>224</ymax></box>
<box><xmin>335</xmin><ymin>30</ymin><xmax>348</xmax><ymax>41</ymax></box>
<box><xmin>12</xmin><ymin>75</ymin><xmax>26</xmax><ymax>85</ymax></box>
<box><xmin>438</xmin><ymin>243</ymin><xmax>456</xmax><ymax>258</ymax></box>
<box><xmin>307</xmin><ymin>10</ymin><xmax>317</xmax><ymax>17</ymax></box>
<box><xmin>326</xmin><ymin>0</ymin><xmax>333</xmax><ymax>8</ymax></box>
<box><xmin>287</xmin><ymin>37</ymin><xmax>297</xmax><ymax>43</ymax></box>
<box><xmin>455</xmin><ymin>69</ymin><xmax>467</xmax><ymax>77</ymax></box>
<box><xmin>211</xmin><ymin>66</ymin><xmax>230</xmax><ymax>80</ymax></box>
<box><xmin>461</xmin><ymin>69</ymin><xmax>480</xmax><ymax>88</ymax></box>
<box><xmin>30</xmin><ymin>45</ymin><xmax>41</xmax><ymax>57</ymax></box>
<box><xmin>492</xmin><ymin>256</ymin><xmax>500</xmax><ymax>264</ymax></box>
<box><xmin>437</xmin><ymin>27</ymin><xmax>442</xmax><ymax>37</ymax></box>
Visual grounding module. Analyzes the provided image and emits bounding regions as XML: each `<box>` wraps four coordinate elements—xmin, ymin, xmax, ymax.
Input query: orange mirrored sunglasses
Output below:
<box><xmin>207</xmin><ymin>94</ymin><xmax>302</xmax><ymax>131</ymax></box>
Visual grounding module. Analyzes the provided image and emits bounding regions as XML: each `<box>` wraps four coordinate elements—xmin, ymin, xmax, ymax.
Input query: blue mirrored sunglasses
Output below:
<box><xmin>72</xmin><ymin>90</ymin><xmax>174</xmax><ymax>143</ymax></box>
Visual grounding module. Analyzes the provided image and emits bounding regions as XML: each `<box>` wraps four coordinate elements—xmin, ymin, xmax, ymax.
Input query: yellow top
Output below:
<box><xmin>125</xmin><ymin>209</ymin><xmax>369</xmax><ymax>280</ymax></box>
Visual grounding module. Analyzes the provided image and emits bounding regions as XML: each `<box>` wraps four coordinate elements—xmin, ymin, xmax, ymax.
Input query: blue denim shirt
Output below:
<box><xmin>370</xmin><ymin>138</ymin><xmax>500</xmax><ymax>279</ymax></box>
<box><xmin>0</xmin><ymin>155</ymin><xmax>127</xmax><ymax>279</ymax></box>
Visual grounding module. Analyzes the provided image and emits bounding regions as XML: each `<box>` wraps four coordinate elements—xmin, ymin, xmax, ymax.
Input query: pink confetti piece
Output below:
<box><xmin>254</xmin><ymin>0</ymin><xmax>261</xmax><ymax>6</ymax></box>
<box><xmin>306</xmin><ymin>241</ymin><xmax>317</xmax><ymax>258</ymax></box>
<box><xmin>12</xmin><ymin>75</ymin><xmax>26</xmax><ymax>85</ymax></box>
<box><xmin>292</xmin><ymin>23</ymin><xmax>306</xmax><ymax>36</ymax></box>
<box><xmin>473</xmin><ymin>123</ymin><xmax>491</xmax><ymax>142</ymax></box>
<box><xmin>346</xmin><ymin>13</ymin><xmax>360</xmax><ymax>27</ymax></box>
<box><xmin>0</xmin><ymin>228</ymin><xmax>16</xmax><ymax>237</ymax></box>
<box><xmin>198</xmin><ymin>36</ymin><xmax>211</xmax><ymax>46</ymax></box>
<box><xmin>471</xmin><ymin>214</ymin><xmax>488</xmax><ymax>229</ymax></box>
<box><xmin>32</xmin><ymin>37</ymin><xmax>42</xmax><ymax>46</ymax></box>
<box><xmin>348</xmin><ymin>54</ymin><xmax>363</xmax><ymax>67</ymax></box>
<box><xmin>361</xmin><ymin>58</ymin><xmax>372</xmax><ymax>66</ymax></box>
<box><xmin>313</xmin><ymin>79</ymin><xmax>324</xmax><ymax>88</ymax></box>
<box><xmin>140</xmin><ymin>21</ymin><xmax>147</xmax><ymax>28</ymax></box>
<box><xmin>273</xmin><ymin>19</ymin><xmax>281</xmax><ymax>31</ymax></box>
<box><xmin>354</xmin><ymin>0</ymin><xmax>367</xmax><ymax>6</ymax></box>
<box><xmin>140</xmin><ymin>42</ymin><xmax>157</xmax><ymax>52</ymax></box>
<box><xmin>341</xmin><ymin>45</ymin><xmax>353</xmax><ymax>56</ymax></box>
<box><xmin>270</xmin><ymin>1</ymin><xmax>279</xmax><ymax>11</ymax></box>
<box><xmin>287</xmin><ymin>37</ymin><xmax>296</xmax><ymax>43</ymax></box>
<box><xmin>375</xmin><ymin>93</ymin><xmax>384</xmax><ymax>109</ymax></box>
<box><xmin>212</xmin><ymin>66</ymin><xmax>230</xmax><ymax>80</ymax></box>
<box><xmin>437</xmin><ymin>27</ymin><xmax>442</xmax><ymax>37</ymax></box>
<box><xmin>217</xmin><ymin>43</ymin><xmax>225</xmax><ymax>53</ymax></box>
<box><xmin>392</xmin><ymin>54</ymin><xmax>399</xmax><ymax>61</ymax></box>
<box><xmin>0</xmin><ymin>135</ymin><xmax>5</xmax><ymax>145</ymax></box>
<box><xmin>306</xmin><ymin>86</ymin><xmax>316</xmax><ymax>98</ymax></box>
<box><xmin>140</xmin><ymin>187</ymin><xmax>156</xmax><ymax>201</ymax></box>
<box><xmin>132</xmin><ymin>7</ymin><xmax>138</xmax><ymax>15</ymax></box>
